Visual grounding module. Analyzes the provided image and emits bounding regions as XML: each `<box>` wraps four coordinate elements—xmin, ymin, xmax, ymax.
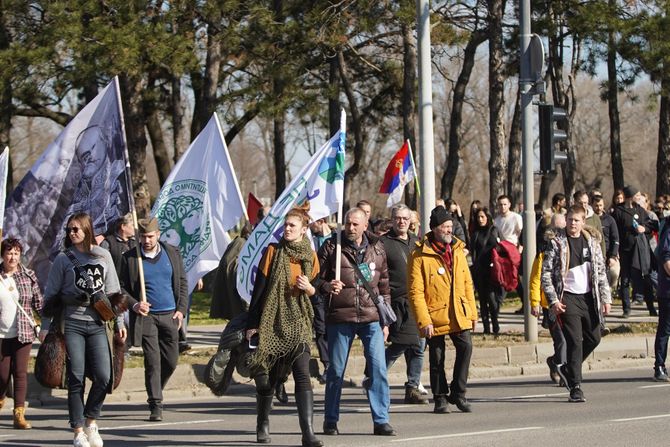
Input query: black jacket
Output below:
<box><xmin>470</xmin><ymin>225</ymin><xmax>500</xmax><ymax>284</ymax></box>
<box><xmin>381</xmin><ymin>229</ymin><xmax>420</xmax><ymax>345</ymax></box>
<box><xmin>119</xmin><ymin>242</ymin><xmax>188</xmax><ymax>347</ymax></box>
<box><xmin>599</xmin><ymin>213</ymin><xmax>619</xmax><ymax>259</ymax></box>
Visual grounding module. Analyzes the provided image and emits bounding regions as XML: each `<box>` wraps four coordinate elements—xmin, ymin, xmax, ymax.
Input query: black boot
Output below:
<box><xmin>295</xmin><ymin>390</ymin><xmax>324</xmax><ymax>447</ymax></box>
<box><xmin>256</xmin><ymin>394</ymin><xmax>273</xmax><ymax>444</ymax></box>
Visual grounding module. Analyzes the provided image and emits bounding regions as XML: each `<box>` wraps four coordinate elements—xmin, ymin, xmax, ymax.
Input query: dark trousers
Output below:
<box><xmin>654</xmin><ymin>296</ymin><xmax>670</xmax><ymax>368</ymax></box>
<box><xmin>142</xmin><ymin>312</ymin><xmax>179</xmax><ymax>406</ymax></box>
<box><xmin>311</xmin><ymin>295</ymin><xmax>329</xmax><ymax>370</ymax></box>
<box><xmin>427</xmin><ymin>330</ymin><xmax>472</xmax><ymax>399</ymax></box>
<box><xmin>0</xmin><ymin>337</ymin><xmax>32</xmax><ymax>407</ymax></box>
<box><xmin>254</xmin><ymin>346</ymin><xmax>312</xmax><ymax>396</ymax></box>
<box><xmin>476</xmin><ymin>279</ymin><xmax>501</xmax><ymax>334</ymax></box>
<box><xmin>620</xmin><ymin>253</ymin><xmax>656</xmax><ymax>313</ymax></box>
<box><xmin>64</xmin><ymin>319</ymin><xmax>111</xmax><ymax>429</ymax></box>
<box><xmin>543</xmin><ymin>308</ymin><xmax>567</xmax><ymax>365</ymax></box>
<box><xmin>560</xmin><ymin>293</ymin><xmax>601</xmax><ymax>386</ymax></box>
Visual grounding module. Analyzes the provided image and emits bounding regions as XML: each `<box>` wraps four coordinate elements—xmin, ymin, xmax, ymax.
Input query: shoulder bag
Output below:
<box><xmin>34</xmin><ymin>326</ymin><xmax>67</xmax><ymax>389</ymax></box>
<box><xmin>351</xmin><ymin>262</ymin><xmax>397</xmax><ymax>327</ymax></box>
<box><xmin>64</xmin><ymin>250</ymin><xmax>116</xmax><ymax>321</ymax></box>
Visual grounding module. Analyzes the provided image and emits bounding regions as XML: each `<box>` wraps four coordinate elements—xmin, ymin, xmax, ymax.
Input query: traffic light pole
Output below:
<box><xmin>520</xmin><ymin>0</ymin><xmax>538</xmax><ymax>343</ymax></box>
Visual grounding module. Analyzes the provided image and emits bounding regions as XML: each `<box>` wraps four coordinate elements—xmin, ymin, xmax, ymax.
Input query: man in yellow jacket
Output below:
<box><xmin>408</xmin><ymin>206</ymin><xmax>478</xmax><ymax>414</ymax></box>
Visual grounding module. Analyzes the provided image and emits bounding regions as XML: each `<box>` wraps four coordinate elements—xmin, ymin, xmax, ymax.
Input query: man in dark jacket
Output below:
<box><xmin>611</xmin><ymin>185</ymin><xmax>656</xmax><ymax>317</ymax></box>
<box><xmin>99</xmin><ymin>213</ymin><xmax>136</xmax><ymax>276</ymax></box>
<box><xmin>120</xmin><ymin>217</ymin><xmax>188</xmax><ymax>422</ymax></box>
<box><xmin>381</xmin><ymin>204</ymin><xmax>427</xmax><ymax>404</ymax></box>
<box><xmin>316</xmin><ymin>207</ymin><xmax>395</xmax><ymax>437</ymax></box>
<box><xmin>593</xmin><ymin>195</ymin><xmax>620</xmax><ymax>293</ymax></box>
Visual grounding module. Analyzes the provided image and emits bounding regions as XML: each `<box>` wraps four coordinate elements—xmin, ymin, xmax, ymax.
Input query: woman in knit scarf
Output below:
<box><xmin>245</xmin><ymin>204</ymin><xmax>323</xmax><ymax>447</ymax></box>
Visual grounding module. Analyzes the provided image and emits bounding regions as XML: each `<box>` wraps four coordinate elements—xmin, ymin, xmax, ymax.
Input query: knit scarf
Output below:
<box><xmin>429</xmin><ymin>233</ymin><xmax>453</xmax><ymax>272</ymax></box>
<box><xmin>252</xmin><ymin>236</ymin><xmax>315</xmax><ymax>372</ymax></box>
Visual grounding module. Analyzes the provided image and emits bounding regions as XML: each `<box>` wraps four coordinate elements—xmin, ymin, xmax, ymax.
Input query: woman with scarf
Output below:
<box><xmin>245</xmin><ymin>205</ymin><xmax>322</xmax><ymax>447</ymax></box>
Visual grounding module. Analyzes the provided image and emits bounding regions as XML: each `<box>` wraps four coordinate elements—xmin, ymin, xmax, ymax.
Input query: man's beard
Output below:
<box><xmin>434</xmin><ymin>232</ymin><xmax>452</xmax><ymax>244</ymax></box>
<box><xmin>345</xmin><ymin>232</ymin><xmax>357</xmax><ymax>242</ymax></box>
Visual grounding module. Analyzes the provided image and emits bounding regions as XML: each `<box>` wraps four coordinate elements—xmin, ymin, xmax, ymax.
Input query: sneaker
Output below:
<box><xmin>433</xmin><ymin>395</ymin><xmax>449</xmax><ymax>414</ymax></box>
<box><xmin>654</xmin><ymin>366</ymin><xmax>670</xmax><ymax>382</ymax></box>
<box><xmin>622</xmin><ymin>311</ymin><xmax>630</xmax><ymax>319</ymax></box>
<box><xmin>404</xmin><ymin>387</ymin><xmax>429</xmax><ymax>404</ymax></box>
<box><xmin>555</xmin><ymin>363</ymin><xmax>571</xmax><ymax>391</ymax></box>
<box><xmin>568</xmin><ymin>386</ymin><xmax>586</xmax><ymax>403</ymax></box>
<box><xmin>73</xmin><ymin>432</ymin><xmax>91</xmax><ymax>447</ymax></box>
<box><xmin>546</xmin><ymin>357</ymin><xmax>560</xmax><ymax>384</ymax></box>
<box><xmin>84</xmin><ymin>423</ymin><xmax>103</xmax><ymax>447</ymax></box>
<box><xmin>417</xmin><ymin>382</ymin><xmax>428</xmax><ymax>395</ymax></box>
<box><xmin>149</xmin><ymin>405</ymin><xmax>163</xmax><ymax>422</ymax></box>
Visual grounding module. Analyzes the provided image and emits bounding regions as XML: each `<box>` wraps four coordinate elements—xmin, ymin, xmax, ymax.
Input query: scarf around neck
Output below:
<box><xmin>429</xmin><ymin>233</ymin><xmax>453</xmax><ymax>272</ymax></box>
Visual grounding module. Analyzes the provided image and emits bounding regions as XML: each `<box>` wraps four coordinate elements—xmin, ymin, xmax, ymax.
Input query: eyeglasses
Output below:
<box><xmin>393</xmin><ymin>216</ymin><xmax>410</xmax><ymax>221</ymax></box>
<box><xmin>66</xmin><ymin>227</ymin><xmax>81</xmax><ymax>234</ymax></box>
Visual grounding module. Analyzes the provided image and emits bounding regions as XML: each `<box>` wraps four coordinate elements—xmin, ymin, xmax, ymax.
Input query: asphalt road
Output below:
<box><xmin>1</xmin><ymin>366</ymin><xmax>667</xmax><ymax>447</ymax></box>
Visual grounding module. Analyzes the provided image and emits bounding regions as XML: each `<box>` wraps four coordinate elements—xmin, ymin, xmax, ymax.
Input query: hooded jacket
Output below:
<box><xmin>407</xmin><ymin>234</ymin><xmax>477</xmax><ymax>336</ymax></box>
<box><xmin>540</xmin><ymin>225</ymin><xmax>612</xmax><ymax>328</ymax></box>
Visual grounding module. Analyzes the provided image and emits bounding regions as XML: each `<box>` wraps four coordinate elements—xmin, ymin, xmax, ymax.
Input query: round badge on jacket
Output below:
<box><xmin>369</xmin><ymin>262</ymin><xmax>376</xmax><ymax>271</ymax></box>
<box><xmin>438</xmin><ymin>267</ymin><xmax>446</xmax><ymax>275</ymax></box>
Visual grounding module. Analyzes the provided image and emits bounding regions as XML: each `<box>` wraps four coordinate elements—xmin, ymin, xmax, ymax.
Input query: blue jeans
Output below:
<box><xmin>385</xmin><ymin>338</ymin><xmax>425</xmax><ymax>388</ymax></box>
<box><xmin>64</xmin><ymin>319</ymin><xmax>111</xmax><ymax>429</ymax></box>
<box><xmin>325</xmin><ymin>322</ymin><xmax>390</xmax><ymax>425</ymax></box>
<box><xmin>654</xmin><ymin>296</ymin><xmax>670</xmax><ymax>368</ymax></box>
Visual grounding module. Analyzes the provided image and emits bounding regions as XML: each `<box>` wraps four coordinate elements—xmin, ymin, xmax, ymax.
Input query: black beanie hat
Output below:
<box><xmin>429</xmin><ymin>206</ymin><xmax>453</xmax><ymax>229</ymax></box>
<box><xmin>623</xmin><ymin>185</ymin><xmax>639</xmax><ymax>199</ymax></box>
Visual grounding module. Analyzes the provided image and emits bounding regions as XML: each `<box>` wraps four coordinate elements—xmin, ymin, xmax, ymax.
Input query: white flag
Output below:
<box><xmin>236</xmin><ymin>111</ymin><xmax>346</xmax><ymax>302</ymax></box>
<box><xmin>4</xmin><ymin>78</ymin><xmax>131</xmax><ymax>284</ymax></box>
<box><xmin>0</xmin><ymin>147</ymin><xmax>9</xmax><ymax>230</ymax></box>
<box><xmin>152</xmin><ymin>113</ymin><xmax>246</xmax><ymax>294</ymax></box>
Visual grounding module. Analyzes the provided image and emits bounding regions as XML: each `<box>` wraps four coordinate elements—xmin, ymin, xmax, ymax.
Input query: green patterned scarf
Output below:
<box><xmin>252</xmin><ymin>236</ymin><xmax>315</xmax><ymax>372</ymax></box>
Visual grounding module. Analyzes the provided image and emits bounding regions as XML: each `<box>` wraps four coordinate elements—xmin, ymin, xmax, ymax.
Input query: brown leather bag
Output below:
<box><xmin>34</xmin><ymin>329</ymin><xmax>67</xmax><ymax>389</ymax></box>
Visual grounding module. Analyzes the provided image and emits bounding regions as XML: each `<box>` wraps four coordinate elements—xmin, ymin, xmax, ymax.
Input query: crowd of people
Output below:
<box><xmin>0</xmin><ymin>185</ymin><xmax>669</xmax><ymax>447</ymax></box>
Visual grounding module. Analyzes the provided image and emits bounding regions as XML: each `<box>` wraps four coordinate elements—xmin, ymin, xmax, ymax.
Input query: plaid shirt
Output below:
<box><xmin>2</xmin><ymin>265</ymin><xmax>44</xmax><ymax>344</ymax></box>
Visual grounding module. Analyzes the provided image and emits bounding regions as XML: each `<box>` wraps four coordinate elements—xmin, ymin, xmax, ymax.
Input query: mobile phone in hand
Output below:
<box><xmin>248</xmin><ymin>333</ymin><xmax>260</xmax><ymax>350</ymax></box>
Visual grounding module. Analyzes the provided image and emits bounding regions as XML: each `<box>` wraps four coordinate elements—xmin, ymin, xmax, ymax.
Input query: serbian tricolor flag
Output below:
<box><xmin>247</xmin><ymin>192</ymin><xmax>264</xmax><ymax>226</ymax></box>
<box><xmin>379</xmin><ymin>140</ymin><xmax>415</xmax><ymax>207</ymax></box>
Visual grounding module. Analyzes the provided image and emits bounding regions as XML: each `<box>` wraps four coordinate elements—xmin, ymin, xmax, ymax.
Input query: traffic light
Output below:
<box><xmin>538</xmin><ymin>103</ymin><xmax>568</xmax><ymax>173</ymax></box>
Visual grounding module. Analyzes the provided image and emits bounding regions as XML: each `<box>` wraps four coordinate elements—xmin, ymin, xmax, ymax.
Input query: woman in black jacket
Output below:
<box><xmin>470</xmin><ymin>207</ymin><xmax>502</xmax><ymax>334</ymax></box>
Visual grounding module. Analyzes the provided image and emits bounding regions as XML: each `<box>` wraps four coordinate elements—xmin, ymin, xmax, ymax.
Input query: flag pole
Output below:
<box><xmin>114</xmin><ymin>76</ymin><xmax>147</xmax><ymax>303</ymax></box>
<box><xmin>335</xmin><ymin>110</ymin><xmax>346</xmax><ymax>281</ymax></box>
<box><xmin>0</xmin><ymin>147</ymin><xmax>9</xmax><ymax>241</ymax></box>
<box><xmin>214</xmin><ymin>113</ymin><xmax>249</xmax><ymax>223</ymax></box>
<box><xmin>406</xmin><ymin>139</ymin><xmax>421</xmax><ymax>197</ymax></box>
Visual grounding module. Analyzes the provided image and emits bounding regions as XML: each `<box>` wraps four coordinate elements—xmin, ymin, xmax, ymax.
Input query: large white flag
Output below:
<box><xmin>152</xmin><ymin>113</ymin><xmax>246</xmax><ymax>294</ymax></box>
<box><xmin>236</xmin><ymin>111</ymin><xmax>346</xmax><ymax>302</ymax></box>
<box><xmin>0</xmin><ymin>147</ymin><xmax>9</xmax><ymax>231</ymax></box>
<box><xmin>4</xmin><ymin>78</ymin><xmax>130</xmax><ymax>284</ymax></box>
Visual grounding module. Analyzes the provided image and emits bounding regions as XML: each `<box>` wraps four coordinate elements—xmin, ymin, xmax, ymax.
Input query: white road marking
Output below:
<box><xmin>391</xmin><ymin>426</ymin><xmax>544</xmax><ymax>442</ymax></box>
<box><xmin>474</xmin><ymin>392</ymin><xmax>567</xmax><ymax>401</ymax></box>
<box><xmin>102</xmin><ymin>418</ymin><xmax>225</xmax><ymax>431</ymax></box>
<box><xmin>639</xmin><ymin>384</ymin><xmax>670</xmax><ymax>389</ymax></box>
<box><xmin>610</xmin><ymin>414</ymin><xmax>670</xmax><ymax>422</ymax></box>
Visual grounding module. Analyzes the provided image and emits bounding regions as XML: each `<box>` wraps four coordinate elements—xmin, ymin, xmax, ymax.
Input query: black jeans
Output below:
<box><xmin>654</xmin><ymin>295</ymin><xmax>670</xmax><ymax>368</ymax></box>
<box><xmin>254</xmin><ymin>344</ymin><xmax>312</xmax><ymax>396</ymax></box>
<box><xmin>427</xmin><ymin>330</ymin><xmax>472</xmax><ymax>399</ymax></box>
<box><xmin>559</xmin><ymin>293</ymin><xmax>601</xmax><ymax>387</ymax></box>
<box><xmin>142</xmin><ymin>312</ymin><xmax>179</xmax><ymax>406</ymax></box>
<box><xmin>619</xmin><ymin>253</ymin><xmax>655</xmax><ymax>313</ymax></box>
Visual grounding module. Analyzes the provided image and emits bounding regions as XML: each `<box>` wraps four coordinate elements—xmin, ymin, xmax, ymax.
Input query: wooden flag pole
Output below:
<box><xmin>406</xmin><ymin>139</ymin><xmax>421</xmax><ymax>197</ymax></box>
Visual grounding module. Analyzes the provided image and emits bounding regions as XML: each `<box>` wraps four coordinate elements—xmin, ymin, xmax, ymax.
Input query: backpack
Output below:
<box><xmin>490</xmin><ymin>240</ymin><xmax>522</xmax><ymax>292</ymax></box>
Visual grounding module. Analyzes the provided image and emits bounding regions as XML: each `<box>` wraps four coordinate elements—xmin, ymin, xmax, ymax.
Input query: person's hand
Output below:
<box><xmin>173</xmin><ymin>311</ymin><xmax>184</xmax><ymax>330</ymax></box>
<box><xmin>602</xmin><ymin>303</ymin><xmax>611</xmax><ymax>316</ymax></box>
<box><xmin>421</xmin><ymin>324</ymin><xmax>434</xmax><ymax>338</ymax></box>
<box><xmin>471</xmin><ymin>320</ymin><xmax>476</xmax><ymax>331</ymax></box>
<box><xmin>530</xmin><ymin>305</ymin><xmax>541</xmax><ymax>317</ymax></box>
<box><xmin>455</xmin><ymin>203</ymin><xmax>463</xmax><ymax>217</ymax></box>
<box><xmin>463</xmin><ymin>248</ymin><xmax>469</xmax><ymax>257</ymax></box>
<box><xmin>607</xmin><ymin>257</ymin><xmax>615</xmax><ymax>268</ymax></box>
<box><xmin>195</xmin><ymin>278</ymin><xmax>204</xmax><ymax>292</ymax></box>
<box><xmin>382</xmin><ymin>325</ymin><xmax>389</xmax><ymax>342</ymax></box>
<box><xmin>38</xmin><ymin>329</ymin><xmax>48</xmax><ymax>343</ymax></box>
<box><xmin>330</xmin><ymin>280</ymin><xmax>345</xmax><ymax>295</ymax></box>
<box><xmin>296</xmin><ymin>275</ymin><xmax>316</xmax><ymax>295</ymax></box>
<box><xmin>132</xmin><ymin>301</ymin><xmax>151</xmax><ymax>316</ymax></box>
<box><xmin>246</xmin><ymin>328</ymin><xmax>258</xmax><ymax>341</ymax></box>
<box><xmin>117</xmin><ymin>327</ymin><xmax>128</xmax><ymax>342</ymax></box>
<box><xmin>636</xmin><ymin>225</ymin><xmax>646</xmax><ymax>234</ymax></box>
<box><xmin>551</xmin><ymin>301</ymin><xmax>566</xmax><ymax>316</ymax></box>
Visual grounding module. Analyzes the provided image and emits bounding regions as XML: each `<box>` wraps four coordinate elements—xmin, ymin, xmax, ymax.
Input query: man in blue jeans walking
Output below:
<box><xmin>315</xmin><ymin>207</ymin><xmax>395</xmax><ymax>437</ymax></box>
<box><xmin>653</xmin><ymin>216</ymin><xmax>670</xmax><ymax>381</ymax></box>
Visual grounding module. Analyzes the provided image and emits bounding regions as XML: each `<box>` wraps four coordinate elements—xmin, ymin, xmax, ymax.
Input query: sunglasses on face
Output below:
<box><xmin>66</xmin><ymin>226</ymin><xmax>81</xmax><ymax>234</ymax></box>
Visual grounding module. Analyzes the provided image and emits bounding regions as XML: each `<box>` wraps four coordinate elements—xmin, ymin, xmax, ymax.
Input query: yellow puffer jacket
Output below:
<box><xmin>408</xmin><ymin>234</ymin><xmax>477</xmax><ymax>336</ymax></box>
<box><xmin>529</xmin><ymin>252</ymin><xmax>549</xmax><ymax>309</ymax></box>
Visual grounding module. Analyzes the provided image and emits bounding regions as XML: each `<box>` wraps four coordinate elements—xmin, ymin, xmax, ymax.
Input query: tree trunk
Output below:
<box><xmin>401</xmin><ymin>22</ymin><xmax>418</xmax><ymax>209</ymax></box>
<box><xmin>507</xmin><ymin>86</ymin><xmax>522</xmax><ymax>206</ymax></box>
<box><xmin>488</xmin><ymin>0</ymin><xmax>507</xmax><ymax>209</ymax></box>
<box><xmin>120</xmin><ymin>75</ymin><xmax>151</xmax><ymax>216</ymax></box>
<box><xmin>442</xmin><ymin>29</ymin><xmax>486</xmax><ymax>200</ymax></box>
<box><xmin>273</xmin><ymin>115</ymin><xmax>286</xmax><ymax>199</ymax></box>
<box><xmin>147</xmin><ymin>108</ymin><xmax>172</xmax><ymax>185</ymax></box>
<box><xmin>190</xmin><ymin>26</ymin><xmax>221</xmax><ymax>140</ymax></box>
<box><xmin>607</xmin><ymin>25</ymin><xmax>624</xmax><ymax>191</ymax></box>
<box><xmin>338</xmin><ymin>50</ymin><xmax>364</xmax><ymax>205</ymax></box>
<box><xmin>328</xmin><ymin>56</ymin><xmax>341</xmax><ymax>138</ymax></box>
<box><xmin>171</xmin><ymin>75</ymin><xmax>187</xmax><ymax>162</ymax></box>
<box><xmin>538</xmin><ymin>172</ymin><xmax>557</xmax><ymax>207</ymax></box>
<box><xmin>657</xmin><ymin>79</ymin><xmax>670</xmax><ymax>196</ymax></box>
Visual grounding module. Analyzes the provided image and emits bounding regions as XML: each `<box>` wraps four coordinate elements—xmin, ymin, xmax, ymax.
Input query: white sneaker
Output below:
<box><xmin>73</xmin><ymin>432</ymin><xmax>90</xmax><ymax>447</ymax></box>
<box><xmin>418</xmin><ymin>382</ymin><xmax>428</xmax><ymax>395</ymax></box>
<box><xmin>84</xmin><ymin>423</ymin><xmax>103</xmax><ymax>447</ymax></box>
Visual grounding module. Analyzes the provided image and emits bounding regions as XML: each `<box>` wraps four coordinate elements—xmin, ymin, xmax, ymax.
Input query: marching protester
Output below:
<box><xmin>470</xmin><ymin>206</ymin><xmax>502</xmax><ymax>335</ymax></box>
<box><xmin>120</xmin><ymin>217</ymin><xmax>188</xmax><ymax>422</ymax></box>
<box><xmin>316</xmin><ymin>207</ymin><xmax>396</xmax><ymax>437</ymax></box>
<box><xmin>379</xmin><ymin>204</ymin><xmax>427</xmax><ymax>404</ymax></box>
<box><xmin>245</xmin><ymin>205</ymin><xmax>323</xmax><ymax>447</ymax></box>
<box><xmin>541</xmin><ymin>205</ymin><xmax>612</xmax><ymax>402</ymax></box>
<box><xmin>494</xmin><ymin>195</ymin><xmax>524</xmax><ymax>313</ymax></box>
<box><xmin>408</xmin><ymin>206</ymin><xmax>477</xmax><ymax>414</ymax></box>
<box><xmin>0</xmin><ymin>238</ymin><xmax>43</xmax><ymax>429</ymax></box>
<box><xmin>41</xmin><ymin>212</ymin><xmax>126</xmax><ymax>447</ymax></box>
<box><xmin>99</xmin><ymin>213</ymin><xmax>136</xmax><ymax>277</ymax></box>
<box><xmin>653</xmin><ymin>214</ymin><xmax>670</xmax><ymax>381</ymax></box>
<box><xmin>592</xmin><ymin>195</ymin><xmax>620</xmax><ymax>295</ymax></box>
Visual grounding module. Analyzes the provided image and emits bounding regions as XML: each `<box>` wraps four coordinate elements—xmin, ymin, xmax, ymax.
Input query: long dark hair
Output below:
<box><xmin>64</xmin><ymin>212</ymin><xmax>95</xmax><ymax>253</ymax></box>
<box><xmin>468</xmin><ymin>200</ymin><xmax>482</xmax><ymax>237</ymax></box>
<box><xmin>474</xmin><ymin>207</ymin><xmax>493</xmax><ymax>230</ymax></box>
